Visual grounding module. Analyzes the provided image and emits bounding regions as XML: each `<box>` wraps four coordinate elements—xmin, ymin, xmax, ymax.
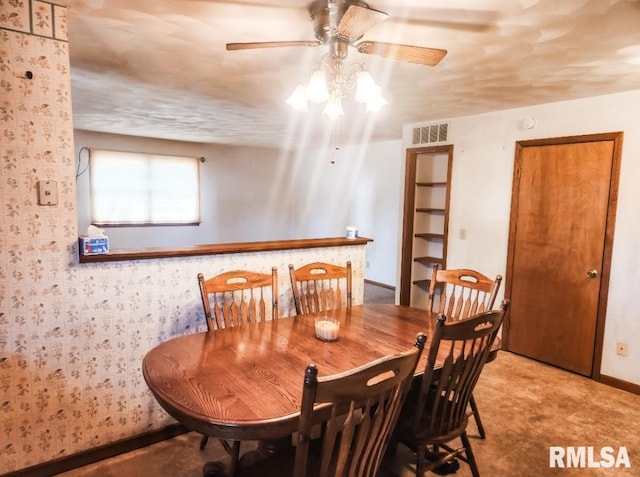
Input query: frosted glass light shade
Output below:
<box><xmin>306</xmin><ymin>69</ymin><xmax>329</xmax><ymax>103</ymax></box>
<box><xmin>286</xmin><ymin>84</ymin><xmax>308</xmax><ymax>111</ymax></box>
<box><xmin>355</xmin><ymin>70</ymin><xmax>380</xmax><ymax>104</ymax></box>
<box><xmin>286</xmin><ymin>62</ymin><xmax>387</xmax><ymax>116</ymax></box>
<box><xmin>322</xmin><ymin>91</ymin><xmax>344</xmax><ymax>119</ymax></box>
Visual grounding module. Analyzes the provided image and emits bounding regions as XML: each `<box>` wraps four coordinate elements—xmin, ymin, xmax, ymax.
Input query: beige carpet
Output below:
<box><xmin>58</xmin><ymin>351</ymin><xmax>640</xmax><ymax>476</ymax></box>
<box><xmin>363</xmin><ymin>281</ymin><xmax>396</xmax><ymax>304</ymax></box>
<box><xmin>381</xmin><ymin>351</ymin><xmax>640</xmax><ymax>476</ymax></box>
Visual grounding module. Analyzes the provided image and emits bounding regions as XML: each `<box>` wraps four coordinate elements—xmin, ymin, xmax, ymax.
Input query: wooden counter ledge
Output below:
<box><xmin>78</xmin><ymin>236</ymin><xmax>372</xmax><ymax>263</ymax></box>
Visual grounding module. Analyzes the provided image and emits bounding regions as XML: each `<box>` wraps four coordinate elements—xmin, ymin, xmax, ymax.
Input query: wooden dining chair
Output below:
<box><xmin>232</xmin><ymin>332</ymin><xmax>427</xmax><ymax>477</ymax></box>
<box><xmin>427</xmin><ymin>265</ymin><xmax>502</xmax><ymax>439</ymax></box>
<box><xmin>288</xmin><ymin>261</ymin><xmax>352</xmax><ymax>315</ymax></box>
<box><xmin>427</xmin><ymin>265</ymin><xmax>502</xmax><ymax>322</ymax></box>
<box><xmin>394</xmin><ymin>301</ymin><xmax>509</xmax><ymax>477</ymax></box>
<box><xmin>198</xmin><ymin>267</ymin><xmax>279</xmax><ymax>331</ymax></box>
<box><xmin>197</xmin><ymin>267</ymin><xmax>279</xmax><ymax>476</ymax></box>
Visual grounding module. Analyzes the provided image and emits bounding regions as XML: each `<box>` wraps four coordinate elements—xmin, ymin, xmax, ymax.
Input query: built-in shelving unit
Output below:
<box><xmin>400</xmin><ymin>145</ymin><xmax>453</xmax><ymax>308</ymax></box>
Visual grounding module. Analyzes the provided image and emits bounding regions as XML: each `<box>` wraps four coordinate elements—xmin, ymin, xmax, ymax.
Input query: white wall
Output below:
<box><xmin>75</xmin><ymin>131</ymin><xmax>296</xmax><ymax>247</ymax></box>
<box><xmin>288</xmin><ymin>140</ymin><xmax>404</xmax><ymax>286</ymax></box>
<box><xmin>402</xmin><ymin>89</ymin><xmax>640</xmax><ymax>386</ymax></box>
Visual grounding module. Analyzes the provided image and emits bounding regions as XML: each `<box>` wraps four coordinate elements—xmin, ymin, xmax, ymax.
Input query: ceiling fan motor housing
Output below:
<box><xmin>308</xmin><ymin>0</ymin><xmax>371</xmax><ymax>43</ymax></box>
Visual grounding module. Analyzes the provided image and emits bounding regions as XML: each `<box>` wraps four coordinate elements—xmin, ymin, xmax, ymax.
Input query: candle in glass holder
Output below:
<box><xmin>315</xmin><ymin>318</ymin><xmax>340</xmax><ymax>341</ymax></box>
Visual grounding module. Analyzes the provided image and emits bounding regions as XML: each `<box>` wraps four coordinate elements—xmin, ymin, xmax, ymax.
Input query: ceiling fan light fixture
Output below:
<box><xmin>306</xmin><ymin>69</ymin><xmax>330</xmax><ymax>103</ymax></box>
<box><xmin>230</xmin><ymin>1</ymin><xmax>448</xmax><ymax>121</ymax></box>
<box><xmin>286</xmin><ymin>84</ymin><xmax>309</xmax><ymax>111</ymax></box>
<box><xmin>287</xmin><ymin>55</ymin><xmax>387</xmax><ymax>118</ymax></box>
<box><xmin>354</xmin><ymin>69</ymin><xmax>382</xmax><ymax>104</ymax></box>
<box><xmin>322</xmin><ymin>90</ymin><xmax>344</xmax><ymax>120</ymax></box>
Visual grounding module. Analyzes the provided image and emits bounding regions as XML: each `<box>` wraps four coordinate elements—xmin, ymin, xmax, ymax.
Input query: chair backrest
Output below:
<box><xmin>294</xmin><ymin>333</ymin><xmax>427</xmax><ymax>477</ymax></box>
<box><xmin>412</xmin><ymin>300</ymin><xmax>509</xmax><ymax>440</ymax></box>
<box><xmin>288</xmin><ymin>261</ymin><xmax>352</xmax><ymax>315</ymax></box>
<box><xmin>427</xmin><ymin>265</ymin><xmax>502</xmax><ymax>321</ymax></box>
<box><xmin>197</xmin><ymin>267</ymin><xmax>278</xmax><ymax>330</ymax></box>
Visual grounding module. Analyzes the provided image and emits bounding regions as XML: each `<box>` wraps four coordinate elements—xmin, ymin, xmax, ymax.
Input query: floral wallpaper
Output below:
<box><xmin>0</xmin><ymin>2</ymin><xmax>365</xmax><ymax>472</ymax></box>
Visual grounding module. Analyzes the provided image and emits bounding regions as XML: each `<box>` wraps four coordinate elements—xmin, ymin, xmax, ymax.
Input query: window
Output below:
<box><xmin>89</xmin><ymin>149</ymin><xmax>200</xmax><ymax>225</ymax></box>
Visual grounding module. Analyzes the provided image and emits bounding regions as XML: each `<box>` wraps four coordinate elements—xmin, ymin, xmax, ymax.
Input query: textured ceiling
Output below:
<box><xmin>62</xmin><ymin>0</ymin><xmax>640</xmax><ymax>149</ymax></box>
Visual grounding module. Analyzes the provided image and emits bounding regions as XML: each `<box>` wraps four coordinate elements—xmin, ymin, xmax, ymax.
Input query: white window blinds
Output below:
<box><xmin>89</xmin><ymin>149</ymin><xmax>200</xmax><ymax>225</ymax></box>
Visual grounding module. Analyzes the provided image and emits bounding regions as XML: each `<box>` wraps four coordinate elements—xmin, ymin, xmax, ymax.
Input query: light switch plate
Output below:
<box><xmin>37</xmin><ymin>180</ymin><xmax>58</xmax><ymax>205</ymax></box>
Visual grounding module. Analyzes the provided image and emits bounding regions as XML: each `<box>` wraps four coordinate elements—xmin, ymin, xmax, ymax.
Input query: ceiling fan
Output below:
<box><xmin>226</xmin><ymin>0</ymin><xmax>447</xmax><ymax>67</ymax></box>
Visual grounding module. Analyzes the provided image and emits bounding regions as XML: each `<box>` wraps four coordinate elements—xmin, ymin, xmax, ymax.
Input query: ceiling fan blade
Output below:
<box><xmin>226</xmin><ymin>40</ymin><xmax>321</xmax><ymax>51</ymax></box>
<box><xmin>356</xmin><ymin>41</ymin><xmax>447</xmax><ymax>66</ymax></box>
<box><xmin>337</xmin><ymin>5</ymin><xmax>388</xmax><ymax>40</ymax></box>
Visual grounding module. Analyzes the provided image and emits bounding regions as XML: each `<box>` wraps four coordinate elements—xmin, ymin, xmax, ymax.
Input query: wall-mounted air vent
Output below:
<box><xmin>412</xmin><ymin>122</ymin><xmax>449</xmax><ymax>145</ymax></box>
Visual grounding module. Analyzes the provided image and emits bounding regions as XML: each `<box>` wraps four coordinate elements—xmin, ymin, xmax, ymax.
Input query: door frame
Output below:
<box><xmin>399</xmin><ymin>145</ymin><xmax>453</xmax><ymax>306</ymax></box>
<box><xmin>503</xmin><ymin>132</ymin><xmax>623</xmax><ymax>380</ymax></box>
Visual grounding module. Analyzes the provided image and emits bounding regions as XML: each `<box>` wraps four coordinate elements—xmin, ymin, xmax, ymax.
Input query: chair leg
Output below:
<box><xmin>469</xmin><ymin>393</ymin><xmax>486</xmax><ymax>439</ymax></box>
<box><xmin>416</xmin><ymin>444</ymin><xmax>426</xmax><ymax>476</ymax></box>
<box><xmin>460</xmin><ymin>432</ymin><xmax>480</xmax><ymax>477</ymax></box>
<box><xmin>227</xmin><ymin>440</ymin><xmax>241</xmax><ymax>477</ymax></box>
<box><xmin>200</xmin><ymin>434</ymin><xmax>209</xmax><ymax>450</ymax></box>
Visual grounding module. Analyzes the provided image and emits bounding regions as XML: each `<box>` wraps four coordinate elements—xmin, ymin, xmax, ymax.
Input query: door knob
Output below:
<box><xmin>587</xmin><ymin>269</ymin><xmax>599</xmax><ymax>278</ymax></box>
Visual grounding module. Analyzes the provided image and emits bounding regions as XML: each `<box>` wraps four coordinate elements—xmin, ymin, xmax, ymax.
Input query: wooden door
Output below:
<box><xmin>504</xmin><ymin>133</ymin><xmax>622</xmax><ymax>377</ymax></box>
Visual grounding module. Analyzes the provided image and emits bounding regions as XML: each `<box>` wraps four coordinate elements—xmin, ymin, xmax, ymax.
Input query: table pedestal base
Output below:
<box><xmin>238</xmin><ymin>436</ymin><xmax>291</xmax><ymax>467</ymax></box>
<box><xmin>203</xmin><ymin>436</ymin><xmax>292</xmax><ymax>477</ymax></box>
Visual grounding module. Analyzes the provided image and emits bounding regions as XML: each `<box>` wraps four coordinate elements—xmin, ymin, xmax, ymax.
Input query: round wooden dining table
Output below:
<box><xmin>142</xmin><ymin>304</ymin><xmax>435</xmax><ymax>443</ymax></box>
